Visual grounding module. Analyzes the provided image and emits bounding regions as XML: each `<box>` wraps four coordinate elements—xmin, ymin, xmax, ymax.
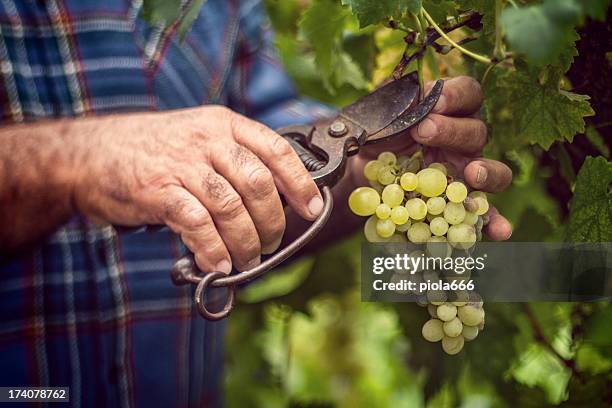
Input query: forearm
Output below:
<box><xmin>0</xmin><ymin>119</ymin><xmax>86</xmax><ymax>252</ymax></box>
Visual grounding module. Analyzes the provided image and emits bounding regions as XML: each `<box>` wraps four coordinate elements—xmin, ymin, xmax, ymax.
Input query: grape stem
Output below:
<box><xmin>392</xmin><ymin>11</ymin><xmax>484</xmax><ymax>80</ymax></box>
<box><xmin>521</xmin><ymin>304</ymin><xmax>584</xmax><ymax>382</ymax></box>
<box><xmin>421</xmin><ymin>8</ymin><xmax>492</xmax><ymax>65</ymax></box>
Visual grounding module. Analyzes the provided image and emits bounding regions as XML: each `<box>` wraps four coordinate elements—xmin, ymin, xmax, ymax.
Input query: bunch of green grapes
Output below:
<box><xmin>348</xmin><ymin>151</ymin><xmax>490</xmax><ymax>354</ymax></box>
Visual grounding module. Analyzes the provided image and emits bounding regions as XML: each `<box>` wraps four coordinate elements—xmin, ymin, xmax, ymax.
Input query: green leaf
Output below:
<box><xmin>299</xmin><ymin>0</ymin><xmax>351</xmax><ymax>85</ymax></box>
<box><xmin>580</xmin><ymin>0</ymin><xmax>611</xmax><ymax>20</ymax></box>
<box><xmin>566</xmin><ymin>156</ymin><xmax>612</xmax><ymax>242</ymax></box>
<box><xmin>142</xmin><ymin>0</ymin><xmax>182</xmax><ymax>25</ymax></box>
<box><xmin>585</xmin><ymin>125</ymin><xmax>610</xmax><ymax>158</ymax></box>
<box><xmin>341</xmin><ymin>0</ymin><xmax>412</xmax><ymax>27</ymax></box>
<box><xmin>142</xmin><ymin>0</ymin><xmax>207</xmax><ymax>40</ymax></box>
<box><xmin>177</xmin><ymin>0</ymin><xmax>205</xmax><ymax>40</ymax></box>
<box><xmin>239</xmin><ymin>258</ymin><xmax>315</xmax><ymax>303</ymax></box>
<box><xmin>456</xmin><ymin>0</ymin><xmax>496</xmax><ymax>35</ymax></box>
<box><xmin>334</xmin><ymin>52</ymin><xmax>368</xmax><ymax>89</ymax></box>
<box><xmin>486</xmin><ymin>65</ymin><xmax>594</xmax><ymax>149</ymax></box>
<box><xmin>501</xmin><ymin>0</ymin><xmax>582</xmax><ymax>68</ymax></box>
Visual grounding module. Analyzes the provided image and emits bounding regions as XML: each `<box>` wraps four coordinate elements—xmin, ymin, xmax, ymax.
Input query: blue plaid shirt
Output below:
<box><xmin>0</xmin><ymin>0</ymin><xmax>331</xmax><ymax>406</ymax></box>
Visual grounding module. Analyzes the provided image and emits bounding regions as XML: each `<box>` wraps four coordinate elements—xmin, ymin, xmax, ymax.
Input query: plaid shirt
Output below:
<box><xmin>0</xmin><ymin>0</ymin><xmax>332</xmax><ymax>406</ymax></box>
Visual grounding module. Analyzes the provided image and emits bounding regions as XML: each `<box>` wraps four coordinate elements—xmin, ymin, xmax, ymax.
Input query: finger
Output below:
<box><xmin>484</xmin><ymin>206</ymin><xmax>513</xmax><ymax>241</ymax></box>
<box><xmin>157</xmin><ymin>186</ymin><xmax>232</xmax><ymax>274</ymax></box>
<box><xmin>464</xmin><ymin>159</ymin><xmax>513</xmax><ymax>193</ymax></box>
<box><xmin>211</xmin><ymin>143</ymin><xmax>286</xmax><ymax>255</ymax></box>
<box><xmin>230</xmin><ymin>113</ymin><xmax>323</xmax><ymax>221</ymax></box>
<box><xmin>183</xmin><ymin>167</ymin><xmax>262</xmax><ymax>271</ymax></box>
<box><xmin>428</xmin><ymin>76</ymin><xmax>483</xmax><ymax>116</ymax></box>
<box><xmin>410</xmin><ymin>114</ymin><xmax>487</xmax><ymax>154</ymax></box>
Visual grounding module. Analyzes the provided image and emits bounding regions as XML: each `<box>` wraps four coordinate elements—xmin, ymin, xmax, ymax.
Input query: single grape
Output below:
<box><xmin>348</xmin><ymin>187</ymin><xmax>380</xmax><ymax>216</ymax></box>
<box><xmin>417</xmin><ymin>168</ymin><xmax>447</xmax><ymax>197</ymax></box>
<box><xmin>405</xmin><ymin>198</ymin><xmax>427</xmax><ymax>220</ymax></box>
<box><xmin>462</xmin><ymin>325</ymin><xmax>479</xmax><ymax>341</ymax></box>
<box><xmin>427</xmin><ymin>304</ymin><xmax>438</xmax><ymax>318</ymax></box>
<box><xmin>463</xmin><ymin>196</ymin><xmax>479</xmax><ymax>213</ymax></box>
<box><xmin>427</xmin><ymin>289</ymin><xmax>447</xmax><ymax>305</ymax></box>
<box><xmin>450</xmin><ymin>290</ymin><xmax>469</xmax><ymax>306</ymax></box>
<box><xmin>377</xmin><ymin>165</ymin><xmax>396</xmax><ymax>185</ymax></box>
<box><xmin>429</xmin><ymin>217</ymin><xmax>449</xmax><ymax>236</ymax></box>
<box><xmin>364</xmin><ymin>160</ymin><xmax>384</xmax><ymax>181</ymax></box>
<box><xmin>395</xmin><ymin>219</ymin><xmax>412</xmax><ymax>232</ymax></box>
<box><xmin>457</xmin><ymin>305</ymin><xmax>484</xmax><ymax>326</ymax></box>
<box><xmin>473</xmin><ymin>196</ymin><xmax>489</xmax><ymax>216</ymax></box>
<box><xmin>443</xmin><ymin>202</ymin><xmax>466</xmax><ymax>225</ymax></box>
<box><xmin>422</xmin><ymin>319</ymin><xmax>444</xmax><ymax>342</ymax></box>
<box><xmin>378</xmin><ymin>151</ymin><xmax>397</xmax><ymax>166</ymax></box>
<box><xmin>376</xmin><ymin>218</ymin><xmax>396</xmax><ymax>238</ymax></box>
<box><xmin>390</xmin><ymin>206</ymin><xmax>410</xmax><ymax>225</ymax></box>
<box><xmin>442</xmin><ymin>335</ymin><xmax>464</xmax><ymax>355</ymax></box>
<box><xmin>447</xmin><ymin>224</ymin><xmax>477</xmax><ymax>249</ymax></box>
<box><xmin>375</xmin><ymin>203</ymin><xmax>391</xmax><ymax>220</ymax></box>
<box><xmin>428</xmin><ymin>162</ymin><xmax>448</xmax><ymax>175</ymax></box>
<box><xmin>468</xmin><ymin>191</ymin><xmax>487</xmax><ymax>199</ymax></box>
<box><xmin>388</xmin><ymin>233</ymin><xmax>408</xmax><ymax>243</ymax></box>
<box><xmin>400</xmin><ymin>172</ymin><xmax>418</xmax><ymax>191</ymax></box>
<box><xmin>446</xmin><ymin>181</ymin><xmax>468</xmax><ymax>203</ymax></box>
<box><xmin>463</xmin><ymin>211</ymin><xmax>478</xmax><ymax>226</ymax></box>
<box><xmin>436</xmin><ymin>303</ymin><xmax>457</xmax><ymax>322</ymax></box>
<box><xmin>426</xmin><ymin>196</ymin><xmax>446</xmax><ymax>215</ymax></box>
<box><xmin>407</xmin><ymin>222</ymin><xmax>431</xmax><ymax>243</ymax></box>
<box><xmin>368</xmin><ymin>179</ymin><xmax>384</xmax><ymax>193</ymax></box>
<box><xmin>443</xmin><ymin>317</ymin><xmax>463</xmax><ymax>338</ymax></box>
<box><xmin>426</xmin><ymin>236</ymin><xmax>451</xmax><ymax>258</ymax></box>
<box><xmin>364</xmin><ymin>216</ymin><xmax>390</xmax><ymax>242</ymax></box>
<box><xmin>382</xmin><ymin>184</ymin><xmax>405</xmax><ymax>207</ymax></box>
<box><xmin>397</xmin><ymin>155</ymin><xmax>411</xmax><ymax>169</ymax></box>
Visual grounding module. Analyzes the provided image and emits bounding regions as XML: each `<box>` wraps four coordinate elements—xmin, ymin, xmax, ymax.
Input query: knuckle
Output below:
<box><xmin>246</xmin><ymin>166</ymin><xmax>276</xmax><ymax>199</ymax></box>
<box><xmin>433</xmin><ymin>117</ymin><xmax>453</xmax><ymax>142</ymax></box>
<box><xmin>180</xmin><ymin>205</ymin><xmax>212</xmax><ymax>231</ymax></box>
<box><xmin>216</xmin><ymin>192</ymin><xmax>245</xmax><ymax>218</ymax></box>
<box><xmin>271</xmin><ymin>136</ymin><xmax>295</xmax><ymax>158</ymax></box>
<box><xmin>465</xmin><ymin>76</ymin><xmax>483</xmax><ymax>99</ymax></box>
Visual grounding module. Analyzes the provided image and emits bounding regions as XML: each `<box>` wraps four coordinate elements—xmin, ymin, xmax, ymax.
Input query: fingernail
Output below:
<box><xmin>262</xmin><ymin>236</ymin><xmax>283</xmax><ymax>255</ymax></box>
<box><xmin>476</xmin><ymin>166</ymin><xmax>488</xmax><ymax>185</ymax></box>
<box><xmin>245</xmin><ymin>256</ymin><xmax>261</xmax><ymax>270</ymax></box>
<box><xmin>433</xmin><ymin>94</ymin><xmax>447</xmax><ymax>113</ymax></box>
<box><xmin>417</xmin><ymin>118</ymin><xmax>437</xmax><ymax>140</ymax></box>
<box><xmin>308</xmin><ymin>195</ymin><xmax>324</xmax><ymax>218</ymax></box>
<box><xmin>215</xmin><ymin>259</ymin><xmax>232</xmax><ymax>275</ymax></box>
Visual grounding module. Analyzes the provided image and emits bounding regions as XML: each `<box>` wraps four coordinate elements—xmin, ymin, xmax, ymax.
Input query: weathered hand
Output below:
<box><xmin>72</xmin><ymin>106</ymin><xmax>323</xmax><ymax>273</ymax></box>
<box><xmin>351</xmin><ymin>76</ymin><xmax>513</xmax><ymax>240</ymax></box>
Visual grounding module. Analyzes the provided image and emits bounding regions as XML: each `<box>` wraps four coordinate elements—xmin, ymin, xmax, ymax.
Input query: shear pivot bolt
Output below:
<box><xmin>329</xmin><ymin>121</ymin><xmax>347</xmax><ymax>137</ymax></box>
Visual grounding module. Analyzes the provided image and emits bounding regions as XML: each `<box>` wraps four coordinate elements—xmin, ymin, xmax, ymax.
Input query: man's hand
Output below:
<box><xmin>71</xmin><ymin>106</ymin><xmax>324</xmax><ymax>273</ymax></box>
<box><xmin>350</xmin><ymin>76</ymin><xmax>513</xmax><ymax>240</ymax></box>
<box><xmin>0</xmin><ymin>106</ymin><xmax>324</xmax><ymax>272</ymax></box>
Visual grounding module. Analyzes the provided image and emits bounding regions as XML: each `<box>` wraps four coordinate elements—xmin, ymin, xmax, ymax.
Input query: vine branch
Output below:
<box><xmin>392</xmin><ymin>11</ymin><xmax>484</xmax><ymax>79</ymax></box>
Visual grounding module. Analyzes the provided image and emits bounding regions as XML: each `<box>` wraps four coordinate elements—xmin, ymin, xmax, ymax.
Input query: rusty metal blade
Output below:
<box><xmin>365</xmin><ymin>79</ymin><xmax>444</xmax><ymax>144</ymax></box>
<box><xmin>339</xmin><ymin>71</ymin><xmax>420</xmax><ymax>135</ymax></box>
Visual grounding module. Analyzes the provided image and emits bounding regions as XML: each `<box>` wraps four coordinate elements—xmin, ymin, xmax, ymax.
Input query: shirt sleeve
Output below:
<box><xmin>226</xmin><ymin>0</ymin><xmax>335</xmax><ymax>130</ymax></box>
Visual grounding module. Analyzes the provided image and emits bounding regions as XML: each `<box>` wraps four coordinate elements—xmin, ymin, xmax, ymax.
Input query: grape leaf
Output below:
<box><xmin>581</xmin><ymin>0</ymin><xmax>611</xmax><ymax>20</ymax></box>
<box><xmin>501</xmin><ymin>0</ymin><xmax>582</xmax><ymax>67</ymax></box>
<box><xmin>142</xmin><ymin>0</ymin><xmax>206</xmax><ymax>39</ymax></box>
<box><xmin>177</xmin><ymin>0</ymin><xmax>205</xmax><ymax>40</ymax></box>
<box><xmin>486</xmin><ymin>64</ymin><xmax>594</xmax><ymax>149</ymax></box>
<box><xmin>456</xmin><ymin>0</ymin><xmax>495</xmax><ymax>35</ymax></box>
<box><xmin>143</xmin><ymin>0</ymin><xmax>182</xmax><ymax>25</ymax></box>
<box><xmin>566</xmin><ymin>156</ymin><xmax>612</xmax><ymax>243</ymax></box>
<box><xmin>335</xmin><ymin>52</ymin><xmax>368</xmax><ymax>89</ymax></box>
<box><xmin>341</xmin><ymin>0</ymin><xmax>416</xmax><ymax>27</ymax></box>
<box><xmin>298</xmin><ymin>0</ymin><xmax>351</xmax><ymax>85</ymax></box>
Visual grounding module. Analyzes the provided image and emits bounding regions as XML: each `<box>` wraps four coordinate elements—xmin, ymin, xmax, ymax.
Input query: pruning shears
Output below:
<box><xmin>171</xmin><ymin>72</ymin><xmax>444</xmax><ymax>321</ymax></box>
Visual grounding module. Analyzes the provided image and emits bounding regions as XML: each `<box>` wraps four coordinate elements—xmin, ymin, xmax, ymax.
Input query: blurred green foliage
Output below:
<box><xmin>221</xmin><ymin>0</ymin><xmax>612</xmax><ymax>406</ymax></box>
